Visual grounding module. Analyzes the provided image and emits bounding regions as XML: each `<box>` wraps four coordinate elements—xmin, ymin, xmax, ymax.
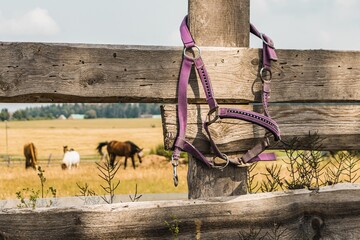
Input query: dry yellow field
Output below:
<box><xmin>0</xmin><ymin>157</ymin><xmax>188</xmax><ymax>200</ymax></box>
<box><xmin>1</xmin><ymin>119</ymin><xmax>358</xmax><ymax>200</ymax></box>
<box><xmin>0</xmin><ymin>118</ymin><xmax>164</xmax><ymax>159</ymax></box>
<box><xmin>0</xmin><ymin>118</ymin><xmax>188</xmax><ymax>200</ymax></box>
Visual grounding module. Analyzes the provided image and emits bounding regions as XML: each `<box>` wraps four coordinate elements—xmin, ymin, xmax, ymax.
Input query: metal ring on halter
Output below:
<box><xmin>183</xmin><ymin>45</ymin><xmax>201</xmax><ymax>60</ymax></box>
<box><xmin>260</xmin><ymin>67</ymin><xmax>272</xmax><ymax>83</ymax></box>
<box><xmin>260</xmin><ymin>33</ymin><xmax>275</xmax><ymax>48</ymax></box>
<box><xmin>212</xmin><ymin>154</ymin><xmax>230</xmax><ymax>170</ymax></box>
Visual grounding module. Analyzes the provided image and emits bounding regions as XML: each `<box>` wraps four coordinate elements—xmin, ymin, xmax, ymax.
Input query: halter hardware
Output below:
<box><xmin>207</xmin><ymin>106</ymin><xmax>219</xmax><ymax>125</ymax></box>
<box><xmin>260</xmin><ymin>67</ymin><xmax>272</xmax><ymax>83</ymax></box>
<box><xmin>171</xmin><ymin>156</ymin><xmax>179</xmax><ymax>187</ymax></box>
<box><xmin>260</xmin><ymin>33</ymin><xmax>275</xmax><ymax>48</ymax></box>
<box><xmin>183</xmin><ymin>45</ymin><xmax>201</xmax><ymax>60</ymax></box>
<box><xmin>212</xmin><ymin>154</ymin><xmax>230</xmax><ymax>170</ymax></box>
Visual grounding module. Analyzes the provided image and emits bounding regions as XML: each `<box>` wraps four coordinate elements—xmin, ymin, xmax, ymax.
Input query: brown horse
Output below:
<box><xmin>23</xmin><ymin>143</ymin><xmax>38</xmax><ymax>169</ymax></box>
<box><xmin>96</xmin><ymin>141</ymin><xmax>143</xmax><ymax>169</ymax></box>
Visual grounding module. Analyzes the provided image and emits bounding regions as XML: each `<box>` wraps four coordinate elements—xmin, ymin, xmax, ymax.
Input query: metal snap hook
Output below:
<box><xmin>173</xmin><ymin>174</ymin><xmax>178</xmax><ymax>187</ymax></box>
<box><xmin>171</xmin><ymin>155</ymin><xmax>179</xmax><ymax>187</ymax></box>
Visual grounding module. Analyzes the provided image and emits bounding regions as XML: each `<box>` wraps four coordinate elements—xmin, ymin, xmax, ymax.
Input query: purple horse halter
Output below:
<box><xmin>171</xmin><ymin>16</ymin><xmax>281</xmax><ymax>186</ymax></box>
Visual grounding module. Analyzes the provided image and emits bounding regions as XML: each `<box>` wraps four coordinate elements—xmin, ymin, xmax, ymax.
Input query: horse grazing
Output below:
<box><xmin>96</xmin><ymin>141</ymin><xmax>143</xmax><ymax>169</ymax></box>
<box><xmin>61</xmin><ymin>146</ymin><xmax>80</xmax><ymax>170</ymax></box>
<box><xmin>24</xmin><ymin>143</ymin><xmax>38</xmax><ymax>169</ymax></box>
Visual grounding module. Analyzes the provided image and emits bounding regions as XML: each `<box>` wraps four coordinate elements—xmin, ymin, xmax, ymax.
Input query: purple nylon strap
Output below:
<box><xmin>171</xmin><ymin>16</ymin><xmax>281</xmax><ymax>186</ymax></box>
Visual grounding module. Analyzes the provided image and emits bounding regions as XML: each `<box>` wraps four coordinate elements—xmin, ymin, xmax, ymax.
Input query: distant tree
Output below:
<box><xmin>85</xmin><ymin>109</ymin><xmax>97</xmax><ymax>119</ymax></box>
<box><xmin>12</xmin><ymin>109</ymin><xmax>28</xmax><ymax>120</ymax></box>
<box><xmin>7</xmin><ymin>103</ymin><xmax>162</xmax><ymax>120</ymax></box>
<box><xmin>0</xmin><ymin>108</ymin><xmax>10</xmax><ymax>121</ymax></box>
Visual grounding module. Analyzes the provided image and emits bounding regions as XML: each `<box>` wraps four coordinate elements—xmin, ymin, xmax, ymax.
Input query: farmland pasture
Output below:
<box><xmin>0</xmin><ymin>118</ymin><xmax>163</xmax><ymax>158</ymax></box>
<box><xmin>0</xmin><ymin>118</ymin><xmax>188</xmax><ymax>200</ymax></box>
<box><xmin>2</xmin><ymin>118</ymin><xmax>357</xmax><ymax>201</ymax></box>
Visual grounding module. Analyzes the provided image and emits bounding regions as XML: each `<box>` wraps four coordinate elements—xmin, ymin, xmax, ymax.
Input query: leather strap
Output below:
<box><xmin>172</xmin><ymin>15</ymin><xmax>281</xmax><ymax>174</ymax></box>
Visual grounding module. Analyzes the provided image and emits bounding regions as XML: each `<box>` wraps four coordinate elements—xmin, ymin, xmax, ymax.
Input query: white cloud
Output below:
<box><xmin>0</xmin><ymin>8</ymin><xmax>60</xmax><ymax>36</ymax></box>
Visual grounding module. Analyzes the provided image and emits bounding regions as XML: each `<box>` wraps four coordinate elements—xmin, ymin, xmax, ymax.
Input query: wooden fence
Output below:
<box><xmin>0</xmin><ymin>0</ymin><xmax>359</xmax><ymax>238</ymax></box>
<box><xmin>1</xmin><ymin>184</ymin><xmax>360</xmax><ymax>239</ymax></box>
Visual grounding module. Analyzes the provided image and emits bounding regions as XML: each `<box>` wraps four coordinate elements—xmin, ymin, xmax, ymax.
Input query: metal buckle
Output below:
<box><xmin>237</xmin><ymin>157</ymin><xmax>253</xmax><ymax>168</ymax></box>
<box><xmin>260</xmin><ymin>33</ymin><xmax>275</xmax><ymax>48</ymax></box>
<box><xmin>183</xmin><ymin>45</ymin><xmax>201</xmax><ymax>60</ymax></box>
<box><xmin>171</xmin><ymin>155</ymin><xmax>179</xmax><ymax>187</ymax></box>
<box><xmin>212</xmin><ymin>154</ymin><xmax>230</xmax><ymax>170</ymax></box>
<box><xmin>207</xmin><ymin>107</ymin><xmax>219</xmax><ymax>125</ymax></box>
<box><xmin>260</xmin><ymin>67</ymin><xmax>272</xmax><ymax>83</ymax></box>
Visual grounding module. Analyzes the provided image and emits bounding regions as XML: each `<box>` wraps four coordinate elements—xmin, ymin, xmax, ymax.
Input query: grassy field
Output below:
<box><xmin>0</xmin><ymin>157</ymin><xmax>188</xmax><ymax>200</ymax></box>
<box><xmin>1</xmin><ymin>119</ymin><xmax>358</xmax><ymax>200</ymax></box>
<box><xmin>0</xmin><ymin>118</ymin><xmax>163</xmax><ymax>159</ymax></box>
<box><xmin>0</xmin><ymin>118</ymin><xmax>188</xmax><ymax>200</ymax></box>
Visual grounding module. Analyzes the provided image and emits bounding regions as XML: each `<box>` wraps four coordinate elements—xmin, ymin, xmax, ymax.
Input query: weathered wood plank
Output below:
<box><xmin>0</xmin><ymin>43</ymin><xmax>359</xmax><ymax>103</ymax></box>
<box><xmin>1</xmin><ymin>184</ymin><xmax>360</xmax><ymax>239</ymax></box>
<box><xmin>162</xmin><ymin>104</ymin><xmax>360</xmax><ymax>152</ymax></box>
<box><xmin>187</xmin><ymin>158</ymin><xmax>247</xmax><ymax>199</ymax></box>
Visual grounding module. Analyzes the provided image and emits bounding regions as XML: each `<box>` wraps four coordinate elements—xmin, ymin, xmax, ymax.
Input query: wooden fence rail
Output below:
<box><xmin>1</xmin><ymin>184</ymin><xmax>360</xmax><ymax>239</ymax></box>
<box><xmin>1</xmin><ymin>44</ymin><xmax>359</xmax><ymax>103</ymax></box>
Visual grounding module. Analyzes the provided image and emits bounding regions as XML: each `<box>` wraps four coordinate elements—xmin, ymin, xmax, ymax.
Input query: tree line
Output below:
<box><xmin>0</xmin><ymin>103</ymin><xmax>161</xmax><ymax>121</ymax></box>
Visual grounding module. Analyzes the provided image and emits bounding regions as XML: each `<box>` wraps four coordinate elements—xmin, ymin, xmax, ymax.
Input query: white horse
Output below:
<box><xmin>62</xmin><ymin>146</ymin><xmax>80</xmax><ymax>169</ymax></box>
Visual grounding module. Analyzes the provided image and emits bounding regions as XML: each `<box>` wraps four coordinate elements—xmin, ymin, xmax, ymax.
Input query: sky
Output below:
<box><xmin>0</xmin><ymin>0</ymin><xmax>359</xmax><ymax>112</ymax></box>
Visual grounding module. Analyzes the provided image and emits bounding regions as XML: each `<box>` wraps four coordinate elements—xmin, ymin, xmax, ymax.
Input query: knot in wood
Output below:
<box><xmin>311</xmin><ymin>216</ymin><xmax>324</xmax><ymax>232</ymax></box>
<box><xmin>0</xmin><ymin>81</ymin><xmax>10</xmax><ymax>92</ymax></box>
<box><xmin>80</xmin><ymin>67</ymin><xmax>106</xmax><ymax>87</ymax></box>
<box><xmin>251</xmin><ymin>58</ymin><xmax>260</xmax><ymax>66</ymax></box>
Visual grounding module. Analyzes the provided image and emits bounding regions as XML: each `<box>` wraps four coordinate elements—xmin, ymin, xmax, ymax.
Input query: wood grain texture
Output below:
<box><xmin>187</xmin><ymin>155</ymin><xmax>247</xmax><ymax>199</ymax></box>
<box><xmin>1</xmin><ymin>184</ymin><xmax>360</xmax><ymax>239</ymax></box>
<box><xmin>188</xmin><ymin>0</ymin><xmax>249</xmax><ymax>47</ymax></box>
<box><xmin>0</xmin><ymin>43</ymin><xmax>359</xmax><ymax>103</ymax></box>
<box><xmin>162</xmin><ymin>104</ymin><xmax>360</xmax><ymax>152</ymax></box>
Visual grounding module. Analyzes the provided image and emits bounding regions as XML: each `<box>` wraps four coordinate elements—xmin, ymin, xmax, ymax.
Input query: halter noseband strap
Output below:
<box><xmin>171</xmin><ymin>16</ymin><xmax>280</xmax><ymax>186</ymax></box>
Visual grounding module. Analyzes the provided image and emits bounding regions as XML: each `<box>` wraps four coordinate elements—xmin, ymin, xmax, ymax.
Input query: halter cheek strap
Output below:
<box><xmin>171</xmin><ymin>16</ymin><xmax>281</xmax><ymax>186</ymax></box>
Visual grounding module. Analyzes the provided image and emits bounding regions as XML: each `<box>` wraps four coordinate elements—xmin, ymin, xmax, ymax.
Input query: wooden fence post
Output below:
<box><xmin>47</xmin><ymin>153</ymin><xmax>52</xmax><ymax>167</ymax></box>
<box><xmin>187</xmin><ymin>0</ymin><xmax>250</xmax><ymax>198</ymax></box>
<box><xmin>7</xmin><ymin>155</ymin><xmax>11</xmax><ymax>167</ymax></box>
